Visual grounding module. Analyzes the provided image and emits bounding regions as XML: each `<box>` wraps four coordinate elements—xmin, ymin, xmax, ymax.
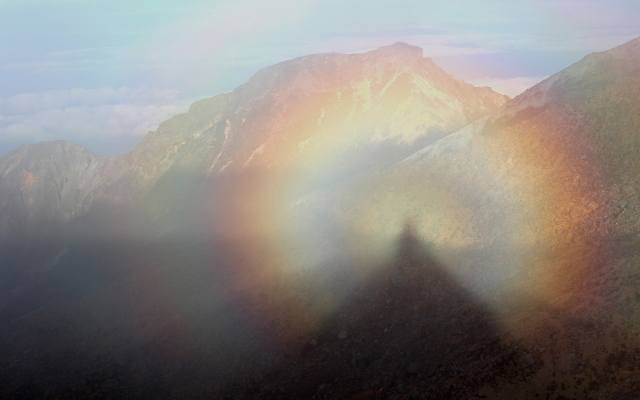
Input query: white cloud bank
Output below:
<box><xmin>0</xmin><ymin>87</ymin><xmax>192</xmax><ymax>155</ymax></box>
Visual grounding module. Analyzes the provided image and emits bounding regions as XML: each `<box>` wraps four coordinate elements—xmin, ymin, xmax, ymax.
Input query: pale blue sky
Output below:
<box><xmin>1</xmin><ymin>0</ymin><xmax>638</xmax><ymax>155</ymax></box>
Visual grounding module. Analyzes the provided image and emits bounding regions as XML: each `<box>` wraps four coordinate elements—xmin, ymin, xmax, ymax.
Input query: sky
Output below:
<box><xmin>0</xmin><ymin>0</ymin><xmax>639</xmax><ymax>156</ymax></box>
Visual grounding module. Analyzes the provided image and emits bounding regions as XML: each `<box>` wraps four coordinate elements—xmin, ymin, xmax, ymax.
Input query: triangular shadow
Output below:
<box><xmin>235</xmin><ymin>220</ymin><xmax>529</xmax><ymax>399</ymax></box>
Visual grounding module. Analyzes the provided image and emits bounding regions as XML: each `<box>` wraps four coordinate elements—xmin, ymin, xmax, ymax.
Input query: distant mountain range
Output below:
<box><xmin>1</xmin><ymin>38</ymin><xmax>640</xmax><ymax>399</ymax></box>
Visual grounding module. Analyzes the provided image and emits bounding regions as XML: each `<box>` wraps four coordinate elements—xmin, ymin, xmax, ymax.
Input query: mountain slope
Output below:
<box><xmin>343</xmin><ymin>36</ymin><xmax>640</xmax><ymax>399</ymax></box>
<box><xmin>116</xmin><ymin>42</ymin><xmax>507</xmax><ymax>194</ymax></box>
<box><xmin>3</xmin><ymin>38</ymin><xmax>640</xmax><ymax>399</ymax></box>
<box><xmin>352</xmin><ymin>37</ymin><xmax>640</xmax><ymax>250</ymax></box>
<box><xmin>0</xmin><ymin>43</ymin><xmax>507</xmax><ymax>241</ymax></box>
<box><xmin>0</xmin><ymin>141</ymin><xmax>102</xmax><ymax>239</ymax></box>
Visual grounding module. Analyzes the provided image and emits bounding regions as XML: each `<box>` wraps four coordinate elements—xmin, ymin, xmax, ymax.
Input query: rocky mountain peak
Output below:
<box><xmin>364</xmin><ymin>41</ymin><xmax>424</xmax><ymax>61</ymax></box>
<box><xmin>0</xmin><ymin>140</ymin><xmax>102</xmax><ymax>239</ymax></box>
<box><xmin>239</xmin><ymin>42</ymin><xmax>471</xmax><ymax>100</ymax></box>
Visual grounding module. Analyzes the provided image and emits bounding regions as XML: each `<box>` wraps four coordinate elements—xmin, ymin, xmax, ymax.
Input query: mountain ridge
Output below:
<box><xmin>0</xmin><ymin>42</ymin><xmax>508</xmax><ymax>239</ymax></box>
<box><xmin>2</xmin><ymin>36</ymin><xmax>640</xmax><ymax>400</ymax></box>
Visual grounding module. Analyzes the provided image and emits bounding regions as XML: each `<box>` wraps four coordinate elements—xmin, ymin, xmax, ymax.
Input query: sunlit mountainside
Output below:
<box><xmin>1</xmin><ymin>38</ymin><xmax>640</xmax><ymax>399</ymax></box>
<box><xmin>0</xmin><ymin>43</ymin><xmax>506</xmax><ymax>240</ymax></box>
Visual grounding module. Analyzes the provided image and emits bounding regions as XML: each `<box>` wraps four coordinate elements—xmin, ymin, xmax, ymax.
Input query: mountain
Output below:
<box><xmin>342</xmin><ymin>37</ymin><xmax>640</xmax><ymax>398</ymax></box>
<box><xmin>0</xmin><ymin>141</ymin><xmax>101</xmax><ymax>239</ymax></box>
<box><xmin>0</xmin><ymin>44</ymin><xmax>512</xmax><ymax>398</ymax></box>
<box><xmin>350</xmin><ymin>37</ymin><xmax>640</xmax><ymax>250</ymax></box>
<box><xmin>344</xmin><ymin>37</ymin><xmax>640</xmax><ymax>260</ymax></box>
<box><xmin>2</xmin><ymin>38</ymin><xmax>640</xmax><ymax>399</ymax></box>
<box><xmin>0</xmin><ymin>42</ymin><xmax>507</xmax><ymax>242</ymax></box>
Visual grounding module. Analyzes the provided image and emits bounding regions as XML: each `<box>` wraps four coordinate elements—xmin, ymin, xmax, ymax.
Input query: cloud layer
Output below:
<box><xmin>0</xmin><ymin>87</ymin><xmax>191</xmax><ymax>155</ymax></box>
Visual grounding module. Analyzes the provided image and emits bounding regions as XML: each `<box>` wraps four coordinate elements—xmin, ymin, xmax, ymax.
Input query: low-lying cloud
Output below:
<box><xmin>0</xmin><ymin>87</ymin><xmax>191</xmax><ymax>155</ymax></box>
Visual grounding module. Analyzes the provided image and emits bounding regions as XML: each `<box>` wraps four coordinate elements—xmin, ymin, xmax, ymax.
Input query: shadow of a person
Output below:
<box><xmin>235</xmin><ymin>219</ymin><xmax>530</xmax><ymax>399</ymax></box>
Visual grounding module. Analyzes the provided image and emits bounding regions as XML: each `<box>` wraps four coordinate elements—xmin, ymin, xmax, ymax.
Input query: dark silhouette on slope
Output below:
<box><xmin>230</xmin><ymin>221</ymin><xmax>531</xmax><ymax>399</ymax></box>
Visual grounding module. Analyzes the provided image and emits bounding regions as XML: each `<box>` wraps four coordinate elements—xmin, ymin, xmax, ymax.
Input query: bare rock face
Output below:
<box><xmin>0</xmin><ymin>141</ymin><xmax>102</xmax><ymax>239</ymax></box>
